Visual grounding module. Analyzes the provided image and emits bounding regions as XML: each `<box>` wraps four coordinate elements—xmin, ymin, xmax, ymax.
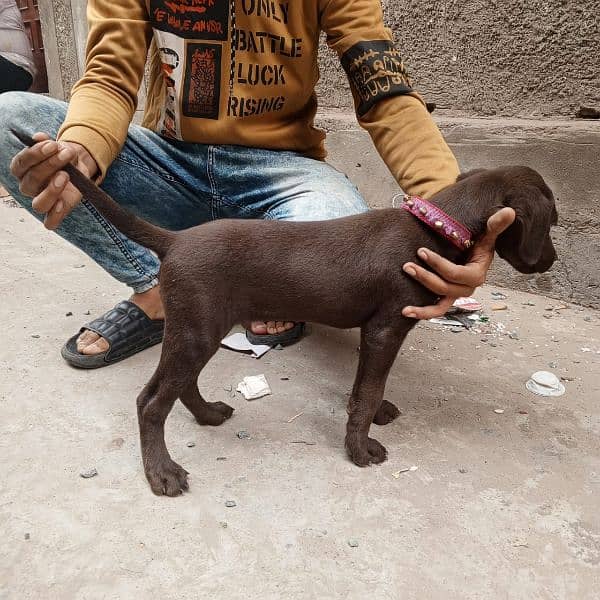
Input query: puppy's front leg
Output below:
<box><xmin>345</xmin><ymin>323</ymin><xmax>407</xmax><ymax>466</ymax></box>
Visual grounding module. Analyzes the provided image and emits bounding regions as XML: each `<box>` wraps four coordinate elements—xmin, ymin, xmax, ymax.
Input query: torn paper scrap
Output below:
<box><xmin>236</xmin><ymin>374</ymin><xmax>272</xmax><ymax>400</ymax></box>
<box><xmin>221</xmin><ymin>332</ymin><xmax>272</xmax><ymax>358</ymax></box>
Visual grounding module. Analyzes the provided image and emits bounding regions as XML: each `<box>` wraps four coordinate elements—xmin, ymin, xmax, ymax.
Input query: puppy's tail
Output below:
<box><xmin>11</xmin><ymin>129</ymin><xmax>175</xmax><ymax>259</ymax></box>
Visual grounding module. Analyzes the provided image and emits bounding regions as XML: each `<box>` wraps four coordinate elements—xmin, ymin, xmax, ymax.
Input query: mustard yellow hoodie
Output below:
<box><xmin>59</xmin><ymin>0</ymin><xmax>459</xmax><ymax>197</ymax></box>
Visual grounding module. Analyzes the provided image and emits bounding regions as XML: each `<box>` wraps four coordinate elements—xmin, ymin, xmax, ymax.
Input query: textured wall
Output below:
<box><xmin>317</xmin><ymin>0</ymin><xmax>600</xmax><ymax>118</ymax></box>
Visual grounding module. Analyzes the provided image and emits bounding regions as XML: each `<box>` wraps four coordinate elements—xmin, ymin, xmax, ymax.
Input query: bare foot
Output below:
<box><xmin>76</xmin><ymin>286</ymin><xmax>164</xmax><ymax>355</ymax></box>
<box><xmin>249</xmin><ymin>320</ymin><xmax>295</xmax><ymax>335</ymax></box>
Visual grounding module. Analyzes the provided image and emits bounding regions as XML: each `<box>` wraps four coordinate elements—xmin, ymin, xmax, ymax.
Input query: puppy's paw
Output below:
<box><xmin>345</xmin><ymin>435</ymin><xmax>388</xmax><ymax>467</ymax></box>
<box><xmin>145</xmin><ymin>459</ymin><xmax>189</xmax><ymax>497</ymax></box>
<box><xmin>195</xmin><ymin>401</ymin><xmax>235</xmax><ymax>426</ymax></box>
<box><xmin>373</xmin><ymin>400</ymin><xmax>401</xmax><ymax>425</ymax></box>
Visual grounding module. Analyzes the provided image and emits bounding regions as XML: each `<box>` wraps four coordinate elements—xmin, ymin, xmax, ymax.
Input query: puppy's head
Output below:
<box><xmin>459</xmin><ymin>167</ymin><xmax>558</xmax><ymax>274</ymax></box>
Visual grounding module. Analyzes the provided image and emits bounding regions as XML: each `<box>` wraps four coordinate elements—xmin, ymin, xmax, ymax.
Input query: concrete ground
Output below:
<box><xmin>1</xmin><ymin>196</ymin><xmax>599</xmax><ymax>599</ymax></box>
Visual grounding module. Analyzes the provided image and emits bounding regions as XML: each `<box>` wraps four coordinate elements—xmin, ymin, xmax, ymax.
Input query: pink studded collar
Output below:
<box><xmin>396</xmin><ymin>194</ymin><xmax>473</xmax><ymax>251</ymax></box>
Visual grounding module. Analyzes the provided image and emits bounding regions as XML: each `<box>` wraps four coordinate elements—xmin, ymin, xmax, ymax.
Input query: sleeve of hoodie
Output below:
<box><xmin>319</xmin><ymin>0</ymin><xmax>459</xmax><ymax>198</ymax></box>
<box><xmin>57</xmin><ymin>0</ymin><xmax>152</xmax><ymax>178</ymax></box>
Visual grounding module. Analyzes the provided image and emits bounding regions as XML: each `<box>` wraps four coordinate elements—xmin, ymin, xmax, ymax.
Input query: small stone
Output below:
<box><xmin>84</xmin><ymin>310</ymin><xmax>91</xmax><ymax>315</ymax></box>
<box><xmin>523</xmin><ymin>301</ymin><xmax>535</xmax><ymax>306</ymax></box>
<box><xmin>575</xmin><ymin>106</ymin><xmax>600</xmax><ymax>119</ymax></box>
<box><xmin>65</xmin><ymin>311</ymin><xmax>73</xmax><ymax>317</ymax></box>
<box><xmin>31</xmin><ymin>334</ymin><xmax>40</xmax><ymax>339</ymax></box>
<box><xmin>280</xmin><ymin>377</ymin><xmax>290</xmax><ymax>381</ymax></box>
<box><xmin>348</xmin><ymin>539</ymin><xmax>359</xmax><ymax>548</ymax></box>
<box><xmin>584</xmin><ymin>316</ymin><xmax>592</xmax><ymax>322</ymax></box>
<box><xmin>548</xmin><ymin>362</ymin><xmax>558</xmax><ymax>369</ymax></box>
<box><xmin>518</xmin><ymin>410</ymin><xmax>528</xmax><ymax>415</ymax></box>
<box><xmin>73</xmin><ymin>264</ymin><xmax>86</xmax><ymax>269</ymax></box>
<box><xmin>216</xmin><ymin>456</ymin><xmax>227</xmax><ymax>461</ymax></box>
<box><xmin>220</xmin><ymin>521</ymin><xmax>228</xmax><ymax>528</ymax></box>
<box><xmin>24</xmin><ymin>533</ymin><xmax>30</xmax><ymax>540</ymax></box>
<box><xmin>543</xmin><ymin>314</ymin><xmax>552</xmax><ymax>319</ymax></box>
<box><xmin>494</xmin><ymin>409</ymin><xmax>505</xmax><ymax>414</ymax></box>
<box><xmin>489</xmin><ymin>342</ymin><xmax>497</xmax><ymax>347</ymax></box>
<box><xmin>508</xmin><ymin>331</ymin><xmax>519</xmax><ymax>340</ymax></box>
<box><xmin>186</xmin><ymin>441</ymin><xmax>196</xmax><ymax>448</ymax></box>
<box><xmin>80</xmin><ymin>468</ymin><xmax>98</xmax><ymax>479</ymax></box>
<box><xmin>236</xmin><ymin>430</ymin><xmax>250</xmax><ymax>440</ymax></box>
<box><xmin>273</xmin><ymin>344</ymin><xmax>284</xmax><ymax>350</ymax></box>
<box><xmin>450</xmin><ymin>327</ymin><xmax>463</xmax><ymax>333</ymax></box>
<box><xmin>356</xmin><ymin>162</ymin><xmax>362</xmax><ymax>167</ymax></box>
<box><xmin>459</xmin><ymin>468</ymin><xmax>468</xmax><ymax>474</ymax></box>
<box><xmin>225</xmin><ymin>500</ymin><xmax>237</xmax><ymax>508</ymax></box>
<box><xmin>491</xmin><ymin>303</ymin><xmax>508</xmax><ymax>311</ymax></box>
<box><xmin>110</xmin><ymin>437</ymin><xmax>124</xmax><ymax>449</ymax></box>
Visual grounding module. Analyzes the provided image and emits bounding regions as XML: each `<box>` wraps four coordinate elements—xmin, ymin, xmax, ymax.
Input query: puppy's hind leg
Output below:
<box><xmin>345</xmin><ymin>322</ymin><xmax>408</xmax><ymax>467</ymax></box>
<box><xmin>373</xmin><ymin>400</ymin><xmax>401</xmax><ymax>426</ymax></box>
<box><xmin>137</xmin><ymin>327</ymin><xmax>219</xmax><ymax>496</ymax></box>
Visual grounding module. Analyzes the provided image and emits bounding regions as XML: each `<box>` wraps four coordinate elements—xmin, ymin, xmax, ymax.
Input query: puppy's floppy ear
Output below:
<box><xmin>456</xmin><ymin>168</ymin><xmax>486</xmax><ymax>182</ymax></box>
<box><xmin>506</xmin><ymin>186</ymin><xmax>553</xmax><ymax>266</ymax></box>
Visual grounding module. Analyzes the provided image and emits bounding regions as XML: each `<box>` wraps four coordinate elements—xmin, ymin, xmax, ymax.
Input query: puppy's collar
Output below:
<box><xmin>394</xmin><ymin>194</ymin><xmax>473</xmax><ymax>250</ymax></box>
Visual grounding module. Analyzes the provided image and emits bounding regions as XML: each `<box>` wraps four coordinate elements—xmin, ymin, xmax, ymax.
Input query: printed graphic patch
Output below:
<box><xmin>150</xmin><ymin>0</ymin><xmax>229</xmax><ymax>41</ymax></box>
<box><xmin>182</xmin><ymin>43</ymin><xmax>222</xmax><ymax>119</ymax></box>
<box><xmin>340</xmin><ymin>40</ymin><xmax>413</xmax><ymax>116</ymax></box>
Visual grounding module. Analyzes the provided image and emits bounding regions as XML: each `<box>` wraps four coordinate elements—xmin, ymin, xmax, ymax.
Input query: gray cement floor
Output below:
<box><xmin>1</xmin><ymin>199</ymin><xmax>599</xmax><ymax>599</ymax></box>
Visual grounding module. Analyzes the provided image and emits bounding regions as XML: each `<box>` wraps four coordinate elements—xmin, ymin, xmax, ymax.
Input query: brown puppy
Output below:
<box><xmin>11</xmin><ymin>131</ymin><xmax>558</xmax><ymax>496</ymax></box>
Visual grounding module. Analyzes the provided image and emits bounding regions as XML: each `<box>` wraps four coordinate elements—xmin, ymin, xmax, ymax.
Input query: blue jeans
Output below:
<box><xmin>0</xmin><ymin>92</ymin><xmax>368</xmax><ymax>293</ymax></box>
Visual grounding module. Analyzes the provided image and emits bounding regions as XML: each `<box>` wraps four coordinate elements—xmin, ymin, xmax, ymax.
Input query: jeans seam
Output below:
<box><xmin>82</xmin><ymin>200</ymin><xmax>158</xmax><ymax>281</ymax></box>
<box><xmin>115</xmin><ymin>155</ymin><xmax>181</xmax><ymax>184</ymax></box>
<box><xmin>207</xmin><ymin>146</ymin><xmax>218</xmax><ymax>220</ymax></box>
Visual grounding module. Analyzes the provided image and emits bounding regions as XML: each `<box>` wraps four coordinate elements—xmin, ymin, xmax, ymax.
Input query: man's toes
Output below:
<box><xmin>80</xmin><ymin>337</ymin><xmax>110</xmax><ymax>355</ymax></box>
<box><xmin>250</xmin><ymin>321</ymin><xmax>268</xmax><ymax>334</ymax></box>
<box><xmin>76</xmin><ymin>329</ymin><xmax>100</xmax><ymax>352</ymax></box>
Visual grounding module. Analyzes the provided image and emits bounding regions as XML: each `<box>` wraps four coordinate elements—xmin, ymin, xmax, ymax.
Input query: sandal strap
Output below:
<box><xmin>82</xmin><ymin>300</ymin><xmax>164</xmax><ymax>361</ymax></box>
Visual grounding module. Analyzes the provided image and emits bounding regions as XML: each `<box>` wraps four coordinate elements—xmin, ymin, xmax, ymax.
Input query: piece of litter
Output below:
<box><xmin>518</xmin><ymin>410</ymin><xmax>528</xmax><ymax>415</ymax></box>
<box><xmin>73</xmin><ymin>264</ymin><xmax>85</xmax><ymax>268</ymax></box>
<box><xmin>31</xmin><ymin>334</ymin><xmax>40</xmax><ymax>339</ymax></box>
<box><xmin>494</xmin><ymin>409</ymin><xmax>505</xmax><ymax>414</ymax></box>
<box><xmin>291</xmin><ymin>440</ymin><xmax>316</xmax><ymax>445</ymax></box>
<box><xmin>216</xmin><ymin>456</ymin><xmax>227</xmax><ymax>461</ymax></box>
<box><xmin>224</xmin><ymin>500</ymin><xmax>237</xmax><ymax>508</ymax></box>
<box><xmin>581</xmin><ymin>347</ymin><xmax>592</xmax><ymax>353</ymax></box>
<box><xmin>429</xmin><ymin>317</ymin><xmax>467</xmax><ymax>328</ymax></box>
<box><xmin>287</xmin><ymin>412</ymin><xmax>304</xmax><ymax>423</ymax></box>
<box><xmin>548</xmin><ymin>361</ymin><xmax>558</xmax><ymax>369</ymax></box>
<box><xmin>65</xmin><ymin>311</ymin><xmax>73</xmax><ymax>317</ymax></box>
<box><xmin>24</xmin><ymin>533</ymin><xmax>30</xmax><ymax>540</ymax></box>
<box><xmin>80</xmin><ymin>468</ymin><xmax>98</xmax><ymax>479</ymax></box>
<box><xmin>543</xmin><ymin>314</ymin><xmax>552</xmax><ymax>319</ymax></box>
<box><xmin>491</xmin><ymin>291</ymin><xmax>508</xmax><ymax>300</ymax></box>
<box><xmin>584</xmin><ymin>316</ymin><xmax>592</xmax><ymax>322</ymax></box>
<box><xmin>451</xmin><ymin>297</ymin><xmax>483</xmax><ymax>312</ymax></box>
<box><xmin>221</xmin><ymin>332</ymin><xmax>272</xmax><ymax>358</ymax></box>
<box><xmin>491</xmin><ymin>303</ymin><xmax>507</xmax><ymax>311</ymax></box>
<box><xmin>186</xmin><ymin>441</ymin><xmax>196</xmax><ymax>448</ymax></box>
<box><xmin>237</xmin><ymin>430</ymin><xmax>251</xmax><ymax>439</ymax></box>
<box><xmin>280</xmin><ymin>377</ymin><xmax>290</xmax><ymax>381</ymax></box>
<box><xmin>273</xmin><ymin>344</ymin><xmax>284</xmax><ymax>350</ymax></box>
<box><xmin>526</xmin><ymin>371</ymin><xmax>566</xmax><ymax>397</ymax></box>
<box><xmin>220</xmin><ymin>521</ymin><xmax>228</xmax><ymax>528</ymax></box>
<box><xmin>348</xmin><ymin>539</ymin><xmax>359</xmax><ymax>548</ymax></box>
<box><xmin>523</xmin><ymin>301</ymin><xmax>535</xmax><ymax>306</ymax></box>
<box><xmin>236</xmin><ymin>374</ymin><xmax>271</xmax><ymax>400</ymax></box>
<box><xmin>508</xmin><ymin>331</ymin><xmax>519</xmax><ymax>340</ymax></box>
<box><xmin>392</xmin><ymin>465</ymin><xmax>418</xmax><ymax>478</ymax></box>
<box><xmin>83</xmin><ymin>310</ymin><xmax>91</xmax><ymax>315</ymax></box>
<box><xmin>458</xmin><ymin>468</ymin><xmax>468</xmax><ymax>474</ymax></box>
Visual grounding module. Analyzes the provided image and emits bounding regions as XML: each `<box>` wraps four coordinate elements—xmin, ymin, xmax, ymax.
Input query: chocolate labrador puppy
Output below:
<box><xmin>12</xmin><ymin>131</ymin><xmax>558</xmax><ymax>496</ymax></box>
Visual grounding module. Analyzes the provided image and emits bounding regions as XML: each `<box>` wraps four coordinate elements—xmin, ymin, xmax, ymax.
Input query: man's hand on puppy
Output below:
<box><xmin>401</xmin><ymin>207</ymin><xmax>516</xmax><ymax>320</ymax></box>
<box><xmin>10</xmin><ymin>132</ymin><xmax>98</xmax><ymax>230</ymax></box>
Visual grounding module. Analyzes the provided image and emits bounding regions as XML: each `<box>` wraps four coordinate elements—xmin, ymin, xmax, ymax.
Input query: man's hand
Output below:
<box><xmin>10</xmin><ymin>132</ymin><xmax>98</xmax><ymax>230</ymax></box>
<box><xmin>401</xmin><ymin>207</ymin><xmax>516</xmax><ymax>320</ymax></box>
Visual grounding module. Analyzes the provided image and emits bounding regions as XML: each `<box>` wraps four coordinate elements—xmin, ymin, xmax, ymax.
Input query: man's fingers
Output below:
<box><xmin>477</xmin><ymin>207</ymin><xmax>516</xmax><ymax>252</ymax></box>
<box><xmin>31</xmin><ymin>171</ymin><xmax>69</xmax><ymax>214</ymax></box>
<box><xmin>402</xmin><ymin>296</ymin><xmax>455</xmax><ymax>320</ymax></box>
<box><xmin>409</xmin><ymin>248</ymin><xmax>487</xmax><ymax>288</ymax></box>
<box><xmin>17</xmin><ymin>143</ymin><xmax>75</xmax><ymax>197</ymax></box>
<box><xmin>43</xmin><ymin>180</ymin><xmax>82</xmax><ymax>230</ymax></box>
<box><xmin>403</xmin><ymin>261</ymin><xmax>475</xmax><ymax>297</ymax></box>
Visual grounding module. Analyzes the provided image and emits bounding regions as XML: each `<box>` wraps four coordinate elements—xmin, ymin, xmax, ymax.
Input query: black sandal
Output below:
<box><xmin>61</xmin><ymin>300</ymin><xmax>164</xmax><ymax>369</ymax></box>
<box><xmin>245</xmin><ymin>322</ymin><xmax>305</xmax><ymax>347</ymax></box>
